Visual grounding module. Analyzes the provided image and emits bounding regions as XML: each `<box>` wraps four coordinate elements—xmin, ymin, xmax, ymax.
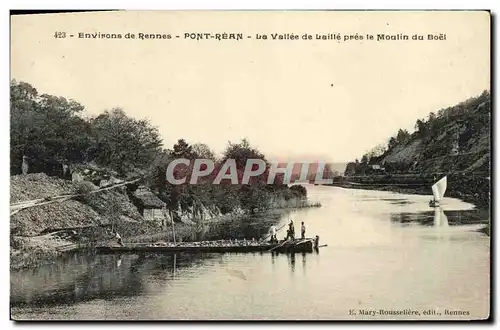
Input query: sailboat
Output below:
<box><xmin>429</xmin><ymin>176</ymin><xmax>447</xmax><ymax>207</ymax></box>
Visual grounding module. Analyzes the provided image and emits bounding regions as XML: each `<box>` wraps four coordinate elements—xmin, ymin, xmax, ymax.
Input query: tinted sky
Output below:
<box><xmin>11</xmin><ymin>11</ymin><xmax>490</xmax><ymax>162</ymax></box>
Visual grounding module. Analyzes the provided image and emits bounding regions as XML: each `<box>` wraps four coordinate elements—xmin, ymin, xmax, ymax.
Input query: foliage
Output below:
<box><xmin>10</xmin><ymin>80</ymin><xmax>162</xmax><ymax>176</ymax></box>
<box><xmin>10</xmin><ymin>80</ymin><xmax>93</xmax><ymax>174</ymax></box>
<box><xmin>89</xmin><ymin>108</ymin><xmax>162</xmax><ymax>175</ymax></box>
<box><xmin>149</xmin><ymin>138</ymin><xmax>296</xmax><ymax>215</ymax></box>
<box><xmin>289</xmin><ymin>185</ymin><xmax>307</xmax><ymax>198</ymax></box>
<box><xmin>191</xmin><ymin>143</ymin><xmax>216</xmax><ymax>161</ymax></box>
<box><xmin>73</xmin><ymin>180</ymin><xmax>97</xmax><ymax>204</ymax></box>
<box><xmin>351</xmin><ymin>90</ymin><xmax>491</xmax><ymax>175</ymax></box>
<box><xmin>74</xmin><ymin>180</ymin><xmax>97</xmax><ymax>196</ymax></box>
<box><xmin>11</xmin><ymin>80</ymin><xmax>317</xmax><ymax>225</ymax></box>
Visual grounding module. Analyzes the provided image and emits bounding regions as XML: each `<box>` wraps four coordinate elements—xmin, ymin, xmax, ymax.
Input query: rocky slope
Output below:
<box><xmin>380</xmin><ymin>91</ymin><xmax>490</xmax><ymax>175</ymax></box>
<box><xmin>341</xmin><ymin>91</ymin><xmax>491</xmax><ymax>209</ymax></box>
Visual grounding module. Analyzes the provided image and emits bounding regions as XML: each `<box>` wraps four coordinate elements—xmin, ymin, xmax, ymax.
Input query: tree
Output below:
<box><xmin>223</xmin><ymin>139</ymin><xmax>266</xmax><ymax>168</ymax></box>
<box><xmin>428</xmin><ymin>112</ymin><xmax>437</xmax><ymax>123</ymax></box>
<box><xmin>388</xmin><ymin>137</ymin><xmax>398</xmax><ymax>150</ymax></box>
<box><xmin>414</xmin><ymin>119</ymin><xmax>430</xmax><ymax>139</ymax></box>
<box><xmin>366</xmin><ymin>144</ymin><xmax>387</xmax><ymax>162</ymax></box>
<box><xmin>415</xmin><ymin>119</ymin><xmax>426</xmax><ymax>133</ymax></box>
<box><xmin>10</xmin><ymin>80</ymin><xmax>93</xmax><ymax>174</ymax></box>
<box><xmin>90</xmin><ymin>108</ymin><xmax>162</xmax><ymax>175</ymax></box>
<box><xmin>192</xmin><ymin>143</ymin><xmax>216</xmax><ymax>161</ymax></box>
<box><xmin>171</xmin><ymin>139</ymin><xmax>195</xmax><ymax>159</ymax></box>
<box><xmin>105</xmin><ymin>195</ymin><xmax>124</xmax><ymax>232</ymax></box>
<box><xmin>290</xmin><ymin>185</ymin><xmax>307</xmax><ymax>198</ymax></box>
<box><xmin>396</xmin><ymin>129</ymin><xmax>410</xmax><ymax>144</ymax></box>
<box><xmin>221</xmin><ymin>139</ymin><xmax>273</xmax><ymax>212</ymax></box>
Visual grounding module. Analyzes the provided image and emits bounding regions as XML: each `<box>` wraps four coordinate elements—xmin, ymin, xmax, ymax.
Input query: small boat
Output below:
<box><xmin>429</xmin><ymin>176</ymin><xmax>447</xmax><ymax>207</ymax></box>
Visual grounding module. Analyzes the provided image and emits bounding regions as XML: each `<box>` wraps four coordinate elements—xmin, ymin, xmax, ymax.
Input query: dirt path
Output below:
<box><xmin>10</xmin><ymin>178</ymin><xmax>141</xmax><ymax>216</ymax></box>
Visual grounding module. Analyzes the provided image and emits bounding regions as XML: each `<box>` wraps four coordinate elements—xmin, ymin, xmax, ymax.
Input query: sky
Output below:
<box><xmin>10</xmin><ymin>11</ymin><xmax>490</xmax><ymax>162</ymax></box>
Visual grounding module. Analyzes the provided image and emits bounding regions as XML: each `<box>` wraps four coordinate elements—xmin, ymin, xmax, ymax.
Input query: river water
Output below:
<box><xmin>10</xmin><ymin>185</ymin><xmax>490</xmax><ymax>320</ymax></box>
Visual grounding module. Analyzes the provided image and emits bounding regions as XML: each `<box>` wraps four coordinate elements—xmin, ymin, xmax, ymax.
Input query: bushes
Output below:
<box><xmin>74</xmin><ymin>180</ymin><xmax>96</xmax><ymax>195</ymax></box>
<box><xmin>289</xmin><ymin>185</ymin><xmax>307</xmax><ymax>198</ymax></box>
<box><xmin>73</xmin><ymin>180</ymin><xmax>98</xmax><ymax>203</ymax></box>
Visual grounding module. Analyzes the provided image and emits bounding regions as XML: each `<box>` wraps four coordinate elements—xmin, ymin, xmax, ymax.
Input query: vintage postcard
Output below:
<box><xmin>9</xmin><ymin>10</ymin><xmax>491</xmax><ymax>321</ymax></box>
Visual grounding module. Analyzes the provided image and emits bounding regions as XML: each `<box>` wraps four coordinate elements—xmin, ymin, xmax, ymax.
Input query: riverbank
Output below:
<box><xmin>10</xmin><ymin>201</ymin><xmax>320</xmax><ymax>271</ymax></box>
<box><xmin>328</xmin><ymin>173</ymin><xmax>490</xmax><ymax>210</ymax></box>
<box><xmin>334</xmin><ymin>183</ymin><xmax>487</xmax><ymax>208</ymax></box>
<box><xmin>10</xmin><ymin>172</ymin><xmax>322</xmax><ymax>270</ymax></box>
<box><xmin>326</xmin><ymin>180</ymin><xmax>490</xmax><ymax>236</ymax></box>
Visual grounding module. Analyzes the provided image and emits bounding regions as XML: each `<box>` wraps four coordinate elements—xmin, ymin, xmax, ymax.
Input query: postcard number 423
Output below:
<box><xmin>54</xmin><ymin>32</ymin><xmax>67</xmax><ymax>38</ymax></box>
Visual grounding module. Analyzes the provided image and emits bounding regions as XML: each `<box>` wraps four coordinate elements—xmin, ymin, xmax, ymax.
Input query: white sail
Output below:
<box><xmin>434</xmin><ymin>206</ymin><xmax>449</xmax><ymax>228</ymax></box>
<box><xmin>431</xmin><ymin>176</ymin><xmax>447</xmax><ymax>202</ymax></box>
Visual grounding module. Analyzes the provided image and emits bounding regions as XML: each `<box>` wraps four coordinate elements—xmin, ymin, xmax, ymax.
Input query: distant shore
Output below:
<box><xmin>324</xmin><ymin>179</ymin><xmax>490</xmax><ymax>236</ymax></box>
<box><xmin>329</xmin><ymin>182</ymin><xmax>488</xmax><ymax>209</ymax></box>
<box><xmin>325</xmin><ymin>174</ymin><xmax>490</xmax><ymax>210</ymax></box>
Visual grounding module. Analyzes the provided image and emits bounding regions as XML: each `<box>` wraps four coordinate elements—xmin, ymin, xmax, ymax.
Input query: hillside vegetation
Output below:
<box><xmin>10</xmin><ymin>80</ymin><xmax>309</xmax><ymax>220</ymax></box>
<box><xmin>342</xmin><ymin>91</ymin><xmax>491</xmax><ymax>208</ymax></box>
<box><xmin>10</xmin><ymin>80</ymin><xmax>318</xmax><ymax>269</ymax></box>
<box><xmin>348</xmin><ymin>90</ymin><xmax>490</xmax><ymax>176</ymax></box>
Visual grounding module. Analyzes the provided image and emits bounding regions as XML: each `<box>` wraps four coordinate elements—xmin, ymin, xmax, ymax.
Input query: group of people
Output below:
<box><xmin>269</xmin><ymin>219</ymin><xmax>306</xmax><ymax>243</ymax></box>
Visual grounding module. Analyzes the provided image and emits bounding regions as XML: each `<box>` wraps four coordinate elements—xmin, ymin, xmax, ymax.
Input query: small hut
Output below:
<box><xmin>132</xmin><ymin>186</ymin><xmax>166</xmax><ymax>222</ymax></box>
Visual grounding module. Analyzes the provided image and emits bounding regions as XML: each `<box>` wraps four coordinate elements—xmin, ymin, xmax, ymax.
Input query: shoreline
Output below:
<box><xmin>326</xmin><ymin>179</ymin><xmax>490</xmax><ymax>210</ymax></box>
<box><xmin>324</xmin><ymin>182</ymin><xmax>490</xmax><ymax>236</ymax></box>
<box><xmin>10</xmin><ymin>202</ymin><xmax>320</xmax><ymax>272</ymax></box>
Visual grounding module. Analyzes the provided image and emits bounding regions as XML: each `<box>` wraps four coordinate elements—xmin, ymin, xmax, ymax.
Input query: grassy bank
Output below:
<box><xmin>123</xmin><ymin>199</ymin><xmax>320</xmax><ymax>244</ymax></box>
<box><xmin>11</xmin><ymin>237</ymin><xmax>61</xmax><ymax>271</ymax></box>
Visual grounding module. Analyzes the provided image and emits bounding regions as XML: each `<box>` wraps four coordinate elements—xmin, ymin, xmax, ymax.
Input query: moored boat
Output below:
<box><xmin>96</xmin><ymin>237</ymin><xmax>319</xmax><ymax>254</ymax></box>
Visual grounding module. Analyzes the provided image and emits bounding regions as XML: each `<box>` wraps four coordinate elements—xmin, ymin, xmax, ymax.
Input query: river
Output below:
<box><xmin>10</xmin><ymin>185</ymin><xmax>490</xmax><ymax>320</ymax></box>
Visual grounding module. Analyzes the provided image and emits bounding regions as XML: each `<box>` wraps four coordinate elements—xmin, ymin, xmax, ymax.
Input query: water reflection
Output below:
<box><xmin>434</xmin><ymin>207</ymin><xmax>449</xmax><ymax>228</ymax></box>
<box><xmin>390</xmin><ymin>208</ymin><xmax>488</xmax><ymax>228</ymax></box>
<box><xmin>173</xmin><ymin>253</ymin><xmax>177</xmax><ymax>279</ymax></box>
<box><xmin>287</xmin><ymin>253</ymin><xmax>296</xmax><ymax>273</ymax></box>
<box><xmin>10</xmin><ymin>252</ymin><xmax>201</xmax><ymax>308</ymax></box>
<box><xmin>10</xmin><ymin>186</ymin><xmax>490</xmax><ymax>320</ymax></box>
<box><xmin>301</xmin><ymin>252</ymin><xmax>307</xmax><ymax>276</ymax></box>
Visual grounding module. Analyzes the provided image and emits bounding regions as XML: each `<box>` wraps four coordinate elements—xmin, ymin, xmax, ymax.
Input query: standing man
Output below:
<box><xmin>301</xmin><ymin>222</ymin><xmax>306</xmax><ymax>239</ymax></box>
<box><xmin>21</xmin><ymin>155</ymin><xmax>29</xmax><ymax>175</ymax></box>
<box><xmin>269</xmin><ymin>225</ymin><xmax>277</xmax><ymax>243</ymax></box>
<box><xmin>288</xmin><ymin>219</ymin><xmax>295</xmax><ymax>240</ymax></box>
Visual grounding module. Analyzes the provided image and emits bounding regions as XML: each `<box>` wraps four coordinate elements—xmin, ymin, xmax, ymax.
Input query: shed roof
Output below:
<box><xmin>133</xmin><ymin>186</ymin><xmax>165</xmax><ymax>209</ymax></box>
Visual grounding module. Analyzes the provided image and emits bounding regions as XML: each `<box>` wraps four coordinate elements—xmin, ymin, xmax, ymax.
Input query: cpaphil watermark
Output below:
<box><xmin>165</xmin><ymin>158</ymin><xmax>334</xmax><ymax>185</ymax></box>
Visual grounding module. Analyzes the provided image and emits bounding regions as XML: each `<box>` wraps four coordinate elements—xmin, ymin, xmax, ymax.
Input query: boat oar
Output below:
<box><xmin>268</xmin><ymin>239</ymin><xmax>288</xmax><ymax>252</ymax></box>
